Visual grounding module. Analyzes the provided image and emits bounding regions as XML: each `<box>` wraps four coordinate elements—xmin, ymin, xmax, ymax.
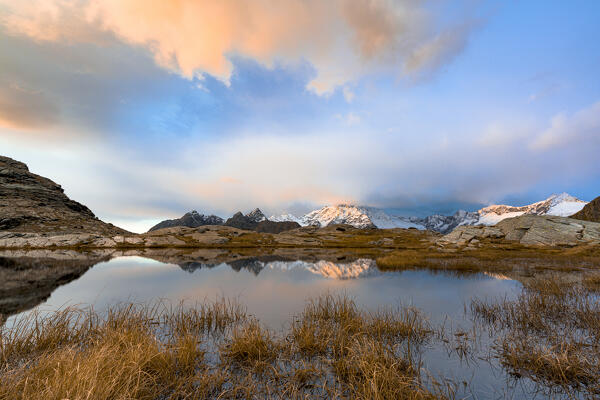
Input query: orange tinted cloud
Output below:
<box><xmin>0</xmin><ymin>83</ymin><xmax>59</xmax><ymax>130</ymax></box>
<box><xmin>1</xmin><ymin>0</ymin><xmax>474</xmax><ymax>93</ymax></box>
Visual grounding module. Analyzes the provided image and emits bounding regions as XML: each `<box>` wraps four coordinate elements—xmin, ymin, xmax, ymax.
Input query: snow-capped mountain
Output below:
<box><xmin>476</xmin><ymin>193</ymin><xmax>587</xmax><ymax>225</ymax></box>
<box><xmin>302</xmin><ymin>205</ymin><xmax>376</xmax><ymax>228</ymax></box>
<box><xmin>268</xmin><ymin>193</ymin><xmax>587</xmax><ymax>234</ymax></box>
<box><xmin>270</xmin><ymin>204</ymin><xmax>420</xmax><ymax>229</ymax></box>
<box><xmin>418</xmin><ymin>193</ymin><xmax>587</xmax><ymax>232</ymax></box>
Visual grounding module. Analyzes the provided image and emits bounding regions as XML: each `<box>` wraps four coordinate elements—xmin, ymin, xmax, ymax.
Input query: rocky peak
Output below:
<box><xmin>571</xmin><ymin>196</ymin><xmax>600</xmax><ymax>223</ymax></box>
<box><xmin>246</xmin><ymin>208</ymin><xmax>267</xmax><ymax>223</ymax></box>
<box><xmin>148</xmin><ymin>210</ymin><xmax>224</xmax><ymax>232</ymax></box>
<box><xmin>0</xmin><ymin>155</ymin><xmax>127</xmax><ymax>235</ymax></box>
<box><xmin>225</xmin><ymin>211</ymin><xmax>260</xmax><ymax>230</ymax></box>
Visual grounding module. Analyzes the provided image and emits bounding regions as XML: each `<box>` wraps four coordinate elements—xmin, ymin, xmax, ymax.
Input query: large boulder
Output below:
<box><xmin>438</xmin><ymin>215</ymin><xmax>600</xmax><ymax>247</ymax></box>
<box><xmin>496</xmin><ymin>215</ymin><xmax>600</xmax><ymax>246</ymax></box>
<box><xmin>0</xmin><ymin>155</ymin><xmax>127</xmax><ymax>235</ymax></box>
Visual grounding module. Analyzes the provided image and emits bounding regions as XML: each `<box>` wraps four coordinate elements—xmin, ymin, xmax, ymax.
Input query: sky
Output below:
<box><xmin>1</xmin><ymin>0</ymin><xmax>599</xmax><ymax>232</ymax></box>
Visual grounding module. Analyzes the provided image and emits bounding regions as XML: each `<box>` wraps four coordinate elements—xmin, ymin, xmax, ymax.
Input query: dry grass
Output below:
<box><xmin>0</xmin><ymin>294</ymin><xmax>448</xmax><ymax>400</ymax></box>
<box><xmin>376</xmin><ymin>241</ymin><xmax>600</xmax><ymax>274</ymax></box>
<box><xmin>583</xmin><ymin>272</ymin><xmax>600</xmax><ymax>292</ymax></box>
<box><xmin>470</xmin><ymin>275</ymin><xmax>600</xmax><ymax>396</ymax></box>
<box><xmin>0</xmin><ymin>300</ymin><xmax>241</xmax><ymax>400</ymax></box>
<box><xmin>332</xmin><ymin>336</ymin><xmax>432</xmax><ymax>400</ymax></box>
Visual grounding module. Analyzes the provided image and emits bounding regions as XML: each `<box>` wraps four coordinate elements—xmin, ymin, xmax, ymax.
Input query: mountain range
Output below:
<box><xmin>148</xmin><ymin>193</ymin><xmax>588</xmax><ymax>234</ymax></box>
<box><xmin>269</xmin><ymin>193</ymin><xmax>588</xmax><ymax>234</ymax></box>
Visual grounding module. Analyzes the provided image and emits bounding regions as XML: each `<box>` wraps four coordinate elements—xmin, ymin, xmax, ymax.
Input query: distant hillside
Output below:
<box><xmin>0</xmin><ymin>155</ymin><xmax>127</xmax><ymax>235</ymax></box>
<box><xmin>571</xmin><ymin>196</ymin><xmax>600</xmax><ymax>222</ymax></box>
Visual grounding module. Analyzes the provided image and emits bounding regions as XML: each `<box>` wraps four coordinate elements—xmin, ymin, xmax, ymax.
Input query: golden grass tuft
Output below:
<box><xmin>220</xmin><ymin>319</ymin><xmax>278</xmax><ymax>368</ymax></box>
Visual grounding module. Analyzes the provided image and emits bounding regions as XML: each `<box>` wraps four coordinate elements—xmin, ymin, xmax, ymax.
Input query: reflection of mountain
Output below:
<box><xmin>0</xmin><ymin>252</ymin><xmax>110</xmax><ymax>323</ymax></box>
<box><xmin>1</xmin><ymin>250</ymin><xmax>379</xmax><ymax>325</ymax></box>
<box><xmin>268</xmin><ymin>259</ymin><xmax>377</xmax><ymax>279</ymax></box>
<box><xmin>483</xmin><ymin>272</ymin><xmax>514</xmax><ymax>281</ymax></box>
<box><xmin>178</xmin><ymin>256</ymin><xmax>290</xmax><ymax>275</ymax></box>
<box><xmin>178</xmin><ymin>256</ymin><xmax>378</xmax><ymax>279</ymax></box>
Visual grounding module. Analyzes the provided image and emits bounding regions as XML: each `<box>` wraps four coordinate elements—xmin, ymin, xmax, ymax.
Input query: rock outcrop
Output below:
<box><xmin>439</xmin><ymin>215</ymin><xmax>600</xmax><ymax>247</ymax></box>
<box><xmin>148</xmin><ymin>210</ymin><xmax>223</xmax><ymax>232</ymax></box>
<box><xmin>0</xmin><ymin>155</ymin><xmax>127</xmax><ymax>235</ymax></box>
<box><xmin>571</xmin><ymin>196</ymin><xmax>600</xmax><ymax>223</ymax></box>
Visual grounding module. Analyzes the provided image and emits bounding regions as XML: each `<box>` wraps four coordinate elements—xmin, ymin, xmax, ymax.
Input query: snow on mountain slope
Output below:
<box><xmin>302</xmin><ymin>205</ymin><xmax>376</xmax><ymax>228</ymax></box>
<box><xmin>268</xmin><ymin>213</ymin><xmax>304</xmax><ymax>225</ymax></box>
<box><xmin>358</xmin><ymin>206</ymin><xmax>424</xmax><ymax>229</ymax></box>
<box><xmin>546</xmin><ymin>193</ymin><xmax>588</xmax><ymax>216</ymax></box>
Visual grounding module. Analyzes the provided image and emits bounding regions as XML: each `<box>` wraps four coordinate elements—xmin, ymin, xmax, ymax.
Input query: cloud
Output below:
<box><xmin>335</xmin><ymin>112</ymin><xmax>361</xmax><ymax>126</ymax></box>
<box><xmin>4</xmin><ymin>99</ymin><xmax>599</xmax><ymax>232</ymax></box>
<box><xmin>403</xmin><ymin>22</ymin><xmax>474</xmax><ymax>79</ymax></box>
<box><xmin>1</xmin><ymin>0</ymin><xmax>477</xmax><ymax>93</ymax></box>
<box><xmin>0</xmin><ymin>82</ymin><xmax>59</xmax><ymax>129</ymax></box>
<box><xmin>530</xmin><ymin>101</ymin><xmax>600</xmax><ymax>150</ymax></box>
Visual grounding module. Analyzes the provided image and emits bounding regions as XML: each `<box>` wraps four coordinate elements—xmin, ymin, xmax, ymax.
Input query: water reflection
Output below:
<box><xmin>180</xmin><ymin>257</ymin><xmax>378</xmax><ymax>279</ymax></box>
<box><xmin>2</xmin><ymin>251</ymin><xmax>520</xmax><ymax>331</ymax></box>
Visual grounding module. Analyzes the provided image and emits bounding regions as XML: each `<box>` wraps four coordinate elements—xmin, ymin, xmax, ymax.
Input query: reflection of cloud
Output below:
<box><xmin>1</xmin><ymin>0</ymin><xmax>477</xmax><ymax>93</ymax></box>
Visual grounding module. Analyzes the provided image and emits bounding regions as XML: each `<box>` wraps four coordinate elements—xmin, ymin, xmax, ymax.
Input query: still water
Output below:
<box><xmin>6</xmin><ymin>253</ymin><xmax>562</xmax><ymax>399</ymax></box>
<box><xmin>11</xmin><ymin>256</ymin><xmax>519</xmax><ymax>329</ymax></box>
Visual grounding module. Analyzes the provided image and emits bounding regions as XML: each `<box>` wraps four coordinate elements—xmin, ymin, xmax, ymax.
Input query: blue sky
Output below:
<box><xmin>0</xmin><ymin>0</ymin><xmax>599</xmax><ymax>231</ymax></box>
